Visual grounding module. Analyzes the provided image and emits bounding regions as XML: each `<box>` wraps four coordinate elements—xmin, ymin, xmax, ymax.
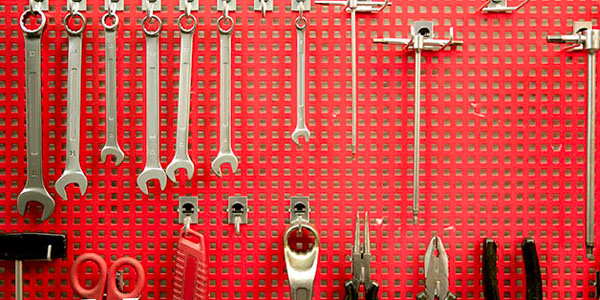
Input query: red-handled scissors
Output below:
<box><xmin>70</xmin><ymin>253</ymin><xmax>145</xmax><ymax>300</ymax></box>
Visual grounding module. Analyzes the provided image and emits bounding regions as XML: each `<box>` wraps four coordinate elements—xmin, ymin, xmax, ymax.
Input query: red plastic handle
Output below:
<box><xmin>70</xmin><ymin>253</ymin><xmax>108</xmax><ymax>300</ymax></box>
<box><xmin>106</xmin><ymin>257</ymin><xmax>145</xmax><ymax>300</ymax></box>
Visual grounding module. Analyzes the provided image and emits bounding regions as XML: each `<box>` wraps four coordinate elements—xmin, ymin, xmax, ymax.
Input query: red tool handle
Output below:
<box><xmin>70</xmin><ymin>253</ymin><xmax>108</xmax><ymax>300</ymax></box>
<box><xmin>106</xmin><ymin>257</ymin><xmax>145</xmax><ymax>300</ymax></box>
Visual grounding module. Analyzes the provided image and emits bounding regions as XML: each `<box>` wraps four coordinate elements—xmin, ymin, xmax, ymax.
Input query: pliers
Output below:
<box><xmin>417</xmin><ymin>235</ymin><xmax>456</xmax><ymax>300</ymax></box>
<box><xmin>344</xmin><ymin>212</ymin><xmax>380</xmax><ymax>300</ymax></box>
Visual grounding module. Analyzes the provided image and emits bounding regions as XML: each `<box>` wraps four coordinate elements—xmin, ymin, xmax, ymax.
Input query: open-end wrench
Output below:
<box><xmin>100</xmin><ymin>7</ymin><xmax>125</xmax><ymax>166</ymax></box>
<box><xmin>136</xmin><ymin>14</ymin><xmax>166</xmax><ymax>194</ymax></box>
<box><xmin>166</xmin><ymin>13</ymin><xmax>197</xmax><ymax>182</ymax></box>
<box><xmin>17</xmin><ymin>8</ymin><xmax>55</xmax><ymax>221</ymax></box>
<box><xmin>291</xmin><ymin>14</ymin><xmax>310</xmax><ymax>145</ymax></box>
<box><xmin>55</xmin><ymin>11</ymin><xmax>88</xmax><ymax>200</ymax></box>
<box><xmin>211</xmin><ymin>16</ymin><xmax>239</xmax><ymax>178</ymax></box>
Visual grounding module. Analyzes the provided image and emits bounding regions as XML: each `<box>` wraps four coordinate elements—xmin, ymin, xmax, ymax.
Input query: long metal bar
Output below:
<box><xmin>413</xmin><ymin>46</ymin><xmax>421</xmax><ymax>223</ymax></box>
<box><xmin>15</xmin><ymin>260</ymin><xmax>22</xmax><ymax>300</ymax></box>
<box><xmin>350</xmin><ymin>6</ymin><xmax>357</xmax><ymax>155</ymax></box>
<box><xmin>587</xmin><ymin>49</ymin><xmax>597</xmax><ymax>257</ymax></box>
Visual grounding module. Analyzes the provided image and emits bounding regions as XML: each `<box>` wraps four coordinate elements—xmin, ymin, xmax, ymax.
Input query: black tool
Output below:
<box><xmin>0</xmin><ymin>233</ymin><xmax>67</xmax><ymax>300</ymax></box>
<box><xmin>482</xmin><ymin>238</ymin><xmax>543</xmax><ymax>300</ymax></box>
<box><xmin>344</xmin><ymin>212</ymin><xmax>379</xmax><ymax>300</ymax></box>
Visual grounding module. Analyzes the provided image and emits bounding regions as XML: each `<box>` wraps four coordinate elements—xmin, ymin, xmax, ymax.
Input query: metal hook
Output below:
<box><xmin>479</xmin><ymin>0</ymin><xmax>529</xmax><ymax>13</ymax></box>
<box><xmin>183</xmin><ymin>216</ymin><xmax>191</xmax><ymax>235</ymax></box>
<box><xmin>438</xmin><ymin>27</ymin><xmax>455</xmax><ymax>51</ymax></box>
<box><xmin>45</xmin><ymin>244</ymin><xmax>53</xmax><ymax>261</ymax></box>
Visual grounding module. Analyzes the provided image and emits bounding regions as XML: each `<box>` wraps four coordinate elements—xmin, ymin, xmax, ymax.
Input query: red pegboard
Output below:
<box><xmin>0</xmin><ymin>0</ymin><xmax>599</xmax><ymax>299</ymax></box>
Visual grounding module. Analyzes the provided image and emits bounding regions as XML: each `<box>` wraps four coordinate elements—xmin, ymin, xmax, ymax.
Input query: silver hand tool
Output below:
<box><xmin>374</xmin><ymin>22</ymin><xmax>462</xmax><ymax>223</ymax></box>
<box><xmin>284</xmin><ymin>220</ymin><xmax>320</xmax><ymax>300</ymax></box>
<box><xmin>136</xmin><ymin>12</ymin><xmax>166</xmax><ymax>195</ymax></box>
<box><xmin>166</xmin><ymin>9</ymin><xmax>197</xmax><ymax>183</ymax></box>
<box><xmin>291</xmin><ymin>8</ymin><xmax>310</xmax><ymax>145</ymax></box>
<box><xmin>17</xmin><ymin>6</ymin><xmax>55</xmax><ymax>221</ymax></box>
<box><xmin>344</xmin><ymin>212</ymin><xmax>380</xmax><ymax>300</ymax></box>
<box><xmin>478</xmin><ymin>0</ymin><xmax>529</xmax><ymax>13</ymax></box>
<box><xmin>417</xmin><ymin>235</ymin><xmax>456</xmax><ymax>300</ymax></box>
<box><xmin>55</xmin><ymin>8</ymin><xmax>88</xmax><ymax>200</ymax></box>
<box><xmin>211</xmin><ymin>11</ymin><xmax>239</xmax><ymax>178</ymax></box>
<box><xmin>547</xmin><ymin>22</ymin><xmax>600</xmax><ymax>259</ymax></box>
<box><xmin>100</xmin><ymin>4</ymin><xmax>125</xmax><ymax>166</ymax></box>
<box><xmin>315</xmin><ymin>0</ymin><xmax>390</xmax><ymax>155</ymax></box>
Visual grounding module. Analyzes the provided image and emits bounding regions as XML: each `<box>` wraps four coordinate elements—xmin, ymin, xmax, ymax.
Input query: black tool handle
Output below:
<box><xmin>521</xmin><ymin>238</ymin><xmax>543</xmax><ymax>300</ymax></box>
<box><xmin>0</xmin><ymin>233</ymin><xmax>66</xmax><ymax>261</ymax></box>
<box><xmin>344</xmin><ymin>281</ymin><xmax>358</xmax><ymax>300</ymax></box>
<box><xmin>366</xmin><ymin>282</ymin><xmax>380</xmax><ymax>300</ymax></box>
<box><xmin>482</xmin><ymin>238</ymin><xmax>500</xmax><ymax>300</ymax></box>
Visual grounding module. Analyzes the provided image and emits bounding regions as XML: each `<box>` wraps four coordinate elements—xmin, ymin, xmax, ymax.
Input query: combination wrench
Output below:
<box><xmin>55</xmin><ymin>10</ymin><xmax>88</xmax><ymax>200</ymax></box>
<box><xmin>211</xmin><ymin>15</ymin><xmax>239</xmax><ymax>177</ymax></box>
<box><xmin>136</xmin><ymin>14</ymin><xmax>167</xmax><ymax>194</ymax></box>
<box><xmin>166</xmin><ymin>12</ymin><xmax>197</xmax><ymax>182</ymax></box>
<box><xmin>17</xmin><ymin>8</ymin><xmax>55</xmax><ymax>221</ymax></box>
<box><xmin>291</xmin><ymin>12</ymin><xmax>310</xmax><ymax>145</ymax></box>
<box><xmin>100</xmin><ymin>6</ymin><xmax>125</xmax><ymax>166</ymax></box>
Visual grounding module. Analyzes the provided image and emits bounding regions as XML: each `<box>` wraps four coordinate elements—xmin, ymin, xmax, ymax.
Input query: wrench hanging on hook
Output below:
<box><xmin>166</xmin><ymin>3</ymin><xmax>197</xmax><ymax>183</ymax></box>
<box><xmin>291</xmin><ymin>0</ymin><xmax>310</xmax><ymax>145</ymax></box>
<box><xmin>315</xmin><ymin>0</ymin><xmax>390</xmax><ymax>156</ymax></box>
<box><xmin>211</xmin><ymin>0</ymin><xmax>239</xmax><ymax>177</ymax></box>
<box><xmin>374</xmin><ymin>22</ymin><xmax>462</xmax><ymax>223</ymax></box>
<box><xmin>55</xmin><ymin>2</ymin><xmax>88</xmax><ymax>200</ymax></box>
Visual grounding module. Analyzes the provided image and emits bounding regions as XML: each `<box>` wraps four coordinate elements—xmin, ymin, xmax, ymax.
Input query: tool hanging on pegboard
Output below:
<box><xmin>3</xmin><ymin>0</ymin><xmax>600</xmax><ymax>299</ymax></box>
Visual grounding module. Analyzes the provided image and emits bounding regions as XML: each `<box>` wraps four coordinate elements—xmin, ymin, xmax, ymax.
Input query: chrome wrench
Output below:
<box><xmin>291</xmin><ymin>15</ymin><xmax>310</xmax><ymax>145</ymax></box>
<box><xmin>100</xmin><ymin>8</ymin><xmax>125</xmax><ymax>166</ymax></box>
<box><xmin>17</xmin><ymin>9</ymin><xmax>55</xmax><ymax>221</ymax></box>
<box><xmin>211</xmin><ymin>16</ymin><xmax>239</xmax><ymax>177</ymax></box>
<box><xmin>136</xmin><ymin>14</ymin><xmax>166</xmax><ymax>194</ymax></box>
<box><xmin>55</xmin><ymin>11</ymin><xmax>88</xmax><ymax>200</ymax></box>
<box><xmin>166</xmin><ymin>13</ymin><xmax>197</xmax><ymax>182</ymax></box>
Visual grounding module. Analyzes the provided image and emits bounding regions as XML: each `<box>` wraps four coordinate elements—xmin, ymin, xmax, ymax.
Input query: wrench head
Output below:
<box><xmin>17</xmin><ymin>185</ymin><xmax>56</xmax><ymax>222</ymax></box>
<box><xmin>136</xmin><ymin>167</ymin><xmax>167</xmax><ymax>195</ymax></box>
<box><xmin>211</xmin><ymin>153</ymin><xmax>239</xmax><ymax>178</ymax></box>
<box><xmin>100</xmin><ymin>144</ymin><xmax>125</xmax><ymax>166</ymax></box>
<box><xmin>166</xmin><ymin>156</ymin><xmax>195</xmax><ymax>182</ymax></box>
<box><xmin>55</xmin><ymin>170</ymin><xmax>89</xmax><ymax>200</ymax></box>
<box><xmin>291</xmin><ymin>127</ymin><xmax>311</xmax><ymax>145</ymax></box>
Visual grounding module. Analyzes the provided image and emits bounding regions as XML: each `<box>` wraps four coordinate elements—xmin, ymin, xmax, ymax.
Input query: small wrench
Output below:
<box><xmin>211</xmin><ymin>16</ymin><xmax>239</xmax><ymax>178</ymax></box>
<box><xmin>100</xmin><ymin>8</ymin><xmax>125</xmax><ymax>166</ymax></box>
<box><xmin>17</xmin><ymin>9</ymin><xmax>55</xmax><ymax>221</ymax></box>
<box><xmin>291</xmin><ymin>15</ymin><xmax>310</xmax><ymax>145</ymax></box>
<box><xmin>166</xmin><ymin>14</ymin><xmax>197</xmax><ymax>182</ymax></box>
<box><xmin>55</xmin><ymin>11</ymin><xmax>88</xmax><ymax>200</ymax></box>
<box><xmin>136</xmin><ymin>15</ymin><xmax>166</xmax><ymax>194</ymax></box>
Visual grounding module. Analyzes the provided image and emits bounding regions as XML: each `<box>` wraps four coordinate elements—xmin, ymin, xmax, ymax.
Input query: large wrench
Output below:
<box><xmin>166</xmin><ymin>14</ymin><xmax>197</xmax><ymax>182</ymax></box>
<box><xmin>100</xmin><ymin>9</ymin><xmax>125</xmax><ymax>166</ymax></box>
<box><xmin>211</xmin><ymin>16</ymin><xmax>239</xmax><ymax>177</ymax></box>
<box><xmin>136</xmin><ymin>15</ymin><xmax>166</xmax><ymax>194</ymax></box>
<box><xmin>55</xmin><ymin>12</ymin><xmax>88</xmax><ymax>200</ymax></box>
<box><xmin>17</xmin><ymin>9</ymin><xmax>55</xmax><ymax>221</ymax></box>
<box><xmin>291</xmin><ymin>16</ymin><xmax>310</xmax><ymax>145</ymax></box>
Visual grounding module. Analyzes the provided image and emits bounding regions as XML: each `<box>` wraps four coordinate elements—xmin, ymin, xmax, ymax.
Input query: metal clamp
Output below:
<box><xmin>29</xmin><ymin>0</ymin><xmax>49</xmax><ymax>11</ymax></box>
<box><xmin>227</xmin><ymin>196</ymin><xmax>248</xmax><ymax>236</ymax></box>
<box><xmin>142</xmin><ymin>0</ymin><xmax>161</xmax><ymax>12</ymax></box>
<box><xmin>479</xmin><ymin>0</ymin><xmax>529</xmax><ymax>13</ymax></box>
<box><xmin>178</xmin><ymin>196</ymin><xmax>198</xmax><ymax>225</ymax></box>
<box><xmin>374</xmin><ymin>22</ymin><xmax>462</xmax><ymax>224</ymax></box>
<box><xmin>254</xmin><ymin>0</ymin><xmax>272</xmax><ymax>16</ymax></box>
<box><xmin>105</xmin><ymin>0</ymin><xmax>124</xmax><ymax>11</ymax></box>
<box><xmin>180</xmin><ymin>0</ymin><xmax>198</xmax><ymax>12</ymax></box>
<box><xmin>67</xmin><ymin>0</ymin><xmax>87</xmax><ymax>12</ymax></box>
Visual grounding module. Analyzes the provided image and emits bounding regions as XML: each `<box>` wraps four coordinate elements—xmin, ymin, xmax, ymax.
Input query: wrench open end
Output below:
<box><xmin>211</xmin><ymin>154</ymin><xmax>239</xmax><ymax>178</ymax></box>
<box><xmin>166</xmin><ymin>157</ymin><xmax>195</xmax><ymax>182</ymax></box>
<box><xmin>291</xmin><ymin>128</ymin><xmax>311</xmax><ymax>145</ymax></box>
<box><xmin>136</xmin><ymin>168</ymin><xmax>167</xmax><ymax>195</ymax></box>
<box><xmin>100</xmin><ymin>145</ymin><xmax>125</xmax><ymax>166</ymax></box>
<box><xmin>17</xmin><ymin>188</ymin><xmax>56</xmax><ymax>222</ymax></box>
<box><xmin>55</xmin><ymin>171</ymin><xmax>88</xmax><ymax>200</ymax></box>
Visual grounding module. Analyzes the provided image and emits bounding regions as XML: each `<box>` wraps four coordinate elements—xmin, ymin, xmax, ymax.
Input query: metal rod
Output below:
<box><xmin>587</xmin><ymin>50</ymin><xmax>597</xmax><ymax>258</ymax></box>
<box><xmin>15</xmin><ymin>260</ymin><xmax>22</xmax><ymax>300</ymax></box>
<box><xmin>350</xmin><ymin>5</ymin><xmax>357</xmax><ymax>155</ymax></box>
<box><xmin>412</xmin><ymin>46</ymin><xmax>421</xmax><ymax>224</ymax></box>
